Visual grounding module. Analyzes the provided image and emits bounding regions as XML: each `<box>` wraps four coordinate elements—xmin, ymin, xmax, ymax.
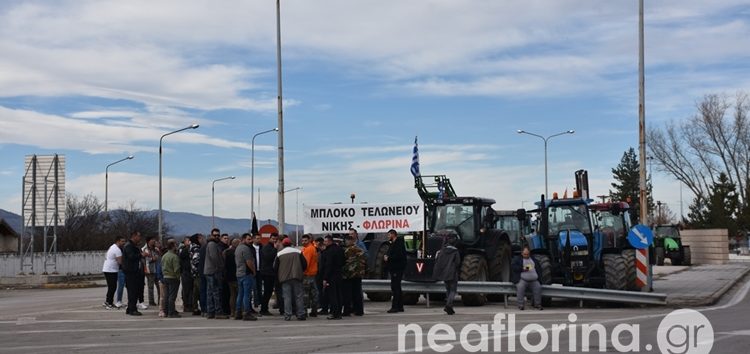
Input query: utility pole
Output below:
<box><xmin>638</xmin><ymin>0</ymin><xmax>648</xmax><ymax>225</ymax></box>
<box><xmin>276</xmin><ymin>0</ymin><xmax>286</xmax><ymax>234</ymax></box>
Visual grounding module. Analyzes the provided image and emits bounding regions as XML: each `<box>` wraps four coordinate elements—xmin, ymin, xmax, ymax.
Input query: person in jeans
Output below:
<box><xmin>141</xmin><ymin>236</ymin><xmax>160</xmax><ymax>308</ymax></box>
<box><xmin>234</xmin><ymin>233</ymin><xmax>258</xmax><ymax>321</ymax></box>
<box><xmin>511</xmin><ymin>246</ymin><xmax>543</xmax><ymax>310</ymax></box>
<box><xmin>161</xmin><ymin>239</ymin><xmax>181</xmax><ymax>318</ymax></box>
<box><xmin>204</xmin><ymin>229</ymin><xmax>227</xmax><ymax>319</ymax></box>
<box><xmin>385</xmin><ymin>229</ymin><xmax>407</xmax><ymax>313</ymax></box>
<box><xmin>102</xmin><ymin>236</ymin><xmax>126</xmax><ymax>309</ymax></box>
<box><xmin>122</xmin><ymin>231</ymin><xmax>144</xmax><ymax>316</ymax></box>
<box><xmin>433</xmin><ymin>236</ymin><xmax>460</xmax><ymax>315</ymax></box>
<box><xmin>273</xmin><ymin>238</ymin><xmax>307</xmax><ymax>321</ymax></box>
<box><xmin>342</xmin><ymin>235</ymin><xmax>366</xmax><ymax>316</ymax></box>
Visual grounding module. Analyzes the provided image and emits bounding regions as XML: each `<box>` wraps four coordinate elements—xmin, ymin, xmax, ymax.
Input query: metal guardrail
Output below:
<box><xmin>362</xmin><ymin>280</ymin><xmax>667</xmax><ymax>306</ymax></box>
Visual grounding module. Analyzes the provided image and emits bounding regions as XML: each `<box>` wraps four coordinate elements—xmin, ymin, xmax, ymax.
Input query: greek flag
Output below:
<box><xmin>410</xmin><ymin>136</ymin><xmax>420</xmax><ymax>177</ymax></box>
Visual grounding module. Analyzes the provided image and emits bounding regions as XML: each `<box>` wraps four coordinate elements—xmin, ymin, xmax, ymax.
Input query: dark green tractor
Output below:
<box><xmin>653</xmin><ymin>224</ymin><xmax>691</xmax><ymax>266</ymax></box>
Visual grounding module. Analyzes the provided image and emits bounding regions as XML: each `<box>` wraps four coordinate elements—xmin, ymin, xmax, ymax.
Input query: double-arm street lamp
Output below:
<box><xmin>159</xmin><ymin>124</ymin><xmax>199</xmax><ymax>242</ymax></box>
<box><xmin>517</xmin><ymin>129</ymin><xmax>575</xmax><ymax>198</ymax></box>
<box><xmin>212</xmin><ymin>176</ymin><xmax>236</xmax><ymax>228</ymax></box>
<box><xmin>105</xmin><ymin>155</ymin><xmax>134</xmax><ymax>213</ymax></box>
<box><xmin>251</xmin><ymin>128</ymin><xmax>278</xmax><ymax>219</ymax></box>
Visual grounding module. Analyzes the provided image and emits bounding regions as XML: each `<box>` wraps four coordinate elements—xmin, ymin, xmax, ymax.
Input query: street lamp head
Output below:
<box><xmin>567</xmin><ymin>130</ymin><xmax>575</xmax><ymax>134</ymax></box>
<box><xmin>127</xmin><ymin>155</ymin><xmax>134</xmax><ymax>160</ymax></box>
<box><xmin>517</xmin><ymin>130</ymin><xmax>525</xmax><ymax>134</ymax></box>
<box><xmin>273</xmin><ymin>128</ymin><xmax>279</xmax><ymax>131</ymax></box>
<box><xmin>190</xmin><ymin>124</ymin><xmax>199</xmax><ymax>129</ymax></box>
<box><xmin>230</xmin><ymin>176</ymin><xmax>236</xmax><ymax>179</ymax></box>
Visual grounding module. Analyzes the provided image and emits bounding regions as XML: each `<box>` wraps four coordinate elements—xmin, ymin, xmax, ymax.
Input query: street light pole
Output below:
<box><xmin>212</xmin><ymin>176</ymin><xmax>236</xmax><ymax>228</ymax></box>
<box><xmin>105</xmin><ymin>155</ymin><xmax>134</xmax><ymax>213</ymax></box>
<box><xmin>159</xmin><ymin>124</ymin><xmax>199</xmax><ymax>242</ymax></box>
<box><xmin>276</xmin><ymin>0</ymin><xmax>287</xmax><ymax>236</ymax></box>
<box><xmin>285</xmin><ymin>187</ymin><xmax>301</xmax><ymax>245</ymax></box>
<box><xmin>517</xmin><ymin>129</ymin><xmax>575</xmax><ymax>198</ymax></box>
<box><xmin>251</xmin><ymin>128</ymin><xmax>278</xmax><ymax>219</ymax></box>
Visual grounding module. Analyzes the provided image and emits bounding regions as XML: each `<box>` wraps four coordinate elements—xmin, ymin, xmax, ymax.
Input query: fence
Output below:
<box><xmin>0</xmin><ymin>251</ymin><xmax>106</xmax><ymax>277</ymax></box>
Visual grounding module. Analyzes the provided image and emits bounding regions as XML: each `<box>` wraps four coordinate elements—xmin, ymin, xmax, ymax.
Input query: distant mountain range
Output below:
<box><xmin>0</xmin><ymin>208</ymin><xmax>300</xmax><ymax>236</ymax></box>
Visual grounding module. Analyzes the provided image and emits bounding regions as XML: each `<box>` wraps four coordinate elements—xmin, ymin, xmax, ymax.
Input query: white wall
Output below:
<box><xmin>0</xmin><ymin>251</ymin><xmax>105</xmax><ymax>277</ymax></box>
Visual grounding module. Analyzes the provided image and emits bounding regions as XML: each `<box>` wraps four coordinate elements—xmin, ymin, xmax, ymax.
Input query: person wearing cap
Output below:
<box><xmin>342</xmin><ymin>235</ymin><xmax>366</xmax><ymax>316</ymax></box>
<box><xmin>273</xmin><ymin>238</ymin><xmax>308</xmax><ymax>321</ymax></box>
<box><xmin>433</xmin><ymin>236</ymin><xmax>461</xmax><ymax>315</ymax></box>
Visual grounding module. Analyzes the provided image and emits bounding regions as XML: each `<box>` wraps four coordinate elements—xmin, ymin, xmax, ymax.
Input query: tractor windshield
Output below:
<box><xmin>432</xmin><ymin>204</ymin><xmax>476</xmax><ymax>242</ymax></box>
<box><xmin>654</xmin><ymin>226</ymin><xmax>679</xmax><ymax>238</ymax></box>
<box><xmin>496</xmin><ymin>216</ymin><xmax>528</xmax><ymax>244</ymax></box>
<box><xmin>597</xmin><ymin>211</ymin><xmax>626</xmax><ymax>237</ymax></box>
<box><xmin>547</xmin><ymin>204</ymin><xmax>592</xmax><ymax>235</ymax></box>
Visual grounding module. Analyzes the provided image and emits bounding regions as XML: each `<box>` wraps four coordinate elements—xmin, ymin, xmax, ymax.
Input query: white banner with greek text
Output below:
<box><xmin>303</xmin><ymin>203</ymin><xmax>424</xmax><ymax>234</ymax></box>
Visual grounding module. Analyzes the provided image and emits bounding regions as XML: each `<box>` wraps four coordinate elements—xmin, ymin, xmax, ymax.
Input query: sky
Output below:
<box><xmin>0</xmin><ymin>0</ymin><xmax>749</xmax><ymax>228</ymax></box>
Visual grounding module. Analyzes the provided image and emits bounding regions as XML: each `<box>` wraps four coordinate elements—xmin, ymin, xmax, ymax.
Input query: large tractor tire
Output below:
<box><xmin>487</xmin><ymin>238</ymin><xmax>512</xmax><ymax>302</ymax></box>
<box><xmin>603</xmin><ymin>253</ymin><xmax>628</xmax><ymax>291</ymax></box>
<box><xmin>621</xmin><ymin>249</ymin><xmax>637</xmax><ymax>291</ymax></box>
<box><xmin>683</xmin><ymin>246</ymin><xmax>692</xmax><ymax>266</ymax></box>
<box><xmin>532</xmin><ymin>254</ymin><xmax>552</xmax><ymax>307</ymax></box>
<box><xmin>655</xmin><ymin>247</ymin><xmax>665</xmax><ymax>266</ymax></box>
<box><xmin>460</xmin><ymin>254</ymin><xmax>488</xmax><ymax>306</ymax></box>
<box><xmin>366</xmin><ymin>244</ymin><xmax>391</xmax><ymax>302</ymax></box>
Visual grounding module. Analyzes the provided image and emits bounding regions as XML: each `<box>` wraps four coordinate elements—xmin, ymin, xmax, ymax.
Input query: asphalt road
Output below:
<box><xmin>1</xmin><ymin>279</ymin><xmax>749</xmax><ymax>353</ymax></box>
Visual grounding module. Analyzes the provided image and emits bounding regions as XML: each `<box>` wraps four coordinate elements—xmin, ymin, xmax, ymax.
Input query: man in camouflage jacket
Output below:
<box><xmin>342</xmin><ymin>235</ymin><xmax>367</xmax><ymax>316</ymax></box>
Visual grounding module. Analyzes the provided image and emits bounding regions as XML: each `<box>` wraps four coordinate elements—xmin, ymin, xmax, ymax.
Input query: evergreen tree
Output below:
<box><xmin>707</xmin><ymin>173</ymin><xmax>739</xmax><ymax>236</ymax></box>
<box><xmin>610</xmin><ymin>147</ymin><xmax>654</xmax><ymax>224</ymax></box>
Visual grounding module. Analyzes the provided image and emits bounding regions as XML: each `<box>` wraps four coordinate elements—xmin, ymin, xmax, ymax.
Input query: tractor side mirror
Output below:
<box><xmin>516</xmin><ymin>208</ymin><xmax>527</xmax><ymax>221</ymax></box>
<box><xmin>611</xmin><ymin>203</ymin><xmax>622</xmax><ymax>216</ymax></box>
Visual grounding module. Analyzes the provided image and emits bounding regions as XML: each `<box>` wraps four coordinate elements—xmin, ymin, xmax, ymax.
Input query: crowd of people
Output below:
<box><xmin>101</xmin><ymin>227</ymin><xmax>401</xmax><ymax>320</ymax></box>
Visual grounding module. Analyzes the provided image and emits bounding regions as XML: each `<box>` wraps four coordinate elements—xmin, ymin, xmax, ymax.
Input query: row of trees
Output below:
<box><xmin>608</xmin><ymin>91</ymin><xmax>749</xmax><ymax>237</ymax></box>
<box><xmin>51</xmin><ymin>194</ymin><xmax>164</xmax><ymax>251</ymax></box>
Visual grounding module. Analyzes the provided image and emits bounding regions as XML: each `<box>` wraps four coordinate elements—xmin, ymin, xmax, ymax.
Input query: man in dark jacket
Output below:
<box><xmin>319</xmin><ymin>235</ymin><xmax>345</xmax><ymax>320</ymax></box>
<box><xmin>433</xmin><ymin>236</ymin><xmax>461</xmax><ymax>315</ymax></box>
<box><xmin>384</xmin><ymin>229</ymin><xmax>407</xmax><ymax>313</ymax></box>
<box><xmin>511</xmin><ymin>246</ymin><xmax>543</xmax><ymax>310</ymax></box>
<box><xmin>122</xmin><ymin>231</ymin><xmax>144</xmax><ymax>316</ymax></box>
<box><xmin>259</xmin><ymin>233</ymin><xmax>279</xmax><ymax>316</ymax></box>
<box><xmin>179</xmin><ymin>236</ymin><xmax>193</xmax><ymax>313</ymax></box>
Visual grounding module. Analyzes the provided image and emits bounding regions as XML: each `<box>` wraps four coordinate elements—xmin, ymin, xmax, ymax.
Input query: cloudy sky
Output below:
<box><xmin>0</xmin><ymin>0</ymin><xmax>748</xmax><ymax>227</ymax></box>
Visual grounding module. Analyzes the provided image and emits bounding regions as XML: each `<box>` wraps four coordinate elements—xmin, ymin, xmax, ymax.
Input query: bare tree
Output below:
<box><xmin>652</xmin><ymin>201</ymin><xmax>677</xmax><ymax>225</ymax></box>
<box><xmin>58</xmin><ymin>193</ymin><xmax>107</xmax><ymax>251</ymax></box>
<box><xmin>648</xmin><ymin>92</ymin><xmax>750</xmax><ymax>211</ymax></box>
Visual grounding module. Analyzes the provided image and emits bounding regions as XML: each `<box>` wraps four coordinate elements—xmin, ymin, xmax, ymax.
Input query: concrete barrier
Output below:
<box><xmin>681</xmin><ymin>229</ymin><xmax>729</xmax><ymax>265</ymax></box>
<box><xmin>0</xmin><ymin>251</ymin><xmax>106</xmax><ymax>277</ymax></box>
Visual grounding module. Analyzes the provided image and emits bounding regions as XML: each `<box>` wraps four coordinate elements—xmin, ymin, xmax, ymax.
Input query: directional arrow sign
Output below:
<box><xmin>628</xmin><ymin>224</ymin><xmax>654</xmax><ymax>249</ymax></box>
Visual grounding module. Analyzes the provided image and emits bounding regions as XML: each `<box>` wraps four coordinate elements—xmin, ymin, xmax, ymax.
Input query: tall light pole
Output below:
<box><xmin>517</xmin><ymin>129</ymin><xmax>575</xmax><ymax>198</ymax></box>
<box><xmin>159</xmin><ymin>124</ymin><xmax>199</xmax><ymax>242</ymax></box>
<box><xmin>276</xmin><ymin>0</ymin><xmax>287</xmax><ymax>236</ymax></box>
<box><xmin>212</xmin><ymin>176</ymin><xmax>236</xmax><ymax>228</ymax></box>
<box><xmin>251</xmin><ymin>128</ymin><xmax>278</xmax><ymax>219</ymax></box>
<box><xmin>105</xmin><ymin>155</ymin><xmax>134</xmax><ymax>213</ymax></box>
<box><xmin>285</xmin><ymin>187</ymin><xmax>301</xmax><ymax>245</ymax></box>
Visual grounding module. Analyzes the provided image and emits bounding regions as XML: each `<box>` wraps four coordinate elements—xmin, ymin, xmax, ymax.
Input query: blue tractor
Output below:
<box><xmin>525</xmin><ymin>170</ymin><xmax>629</xmax><ymax>294</ymax></box>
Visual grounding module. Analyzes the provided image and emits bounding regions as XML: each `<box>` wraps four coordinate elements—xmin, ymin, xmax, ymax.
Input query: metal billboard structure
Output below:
<box><xmin>19</xmin><ymin>154</ymin><xmax>66</xmax><ymax>275</ymax></box>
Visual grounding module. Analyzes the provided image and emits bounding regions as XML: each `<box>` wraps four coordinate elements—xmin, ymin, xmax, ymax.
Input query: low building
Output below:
<box><xmin>0</xmin><ymin>218</ymin><xmax>19</xmax><ymax>254</ymax></box>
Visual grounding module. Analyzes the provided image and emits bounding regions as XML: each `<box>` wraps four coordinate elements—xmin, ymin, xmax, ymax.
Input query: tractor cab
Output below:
<box><xmin>590</xmin><ymin>202</ymin><xmax>632</xmax><ymax>249</ymax></box>
<box><xmin>495</xmin><ymin>209</ymin><xmax>533</xmax><ymax>255</ymax></box>
<box><xmin>429</xmin><ymin>197</ymin><xmax>496</xmax><ymax>248</ymax></box>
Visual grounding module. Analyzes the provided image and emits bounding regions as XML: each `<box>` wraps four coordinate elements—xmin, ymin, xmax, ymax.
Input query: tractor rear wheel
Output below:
<box><xmin>683</xmin><ymin>246</ymin><xmax>692</xmax><ymax>266</ymax></box>
<box><xmin>487</xmin><ymin>238</ymin><xmax>512</xmax><ymax>302</ymax></box>
<box><xmin>621</xmin><ymin>249</ymin><xmax>637</xmax><ymax>290</ymax></box>
<box><xmin>366</xmin><ymin>244</ymin><xmax>391</xmax><ymax>302</ymax></box>
<box><xmin>603</xmin><ymin>253</ymin><xmax>628</xmax><ymax>290</ymax></box>
<box><xmin>655</xmin><ymin>247</ymin><xmax>665</xmax><ymax>266</ymax></box>
<box><xmin>460</xmin><ymin>254</ymin><xmax>488</xmax><ymax>306</ymax></box>
<box><xmin>532</xmin><ymin>254</ymin><xmax>552</xmax><ymax>307</ymax></box>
